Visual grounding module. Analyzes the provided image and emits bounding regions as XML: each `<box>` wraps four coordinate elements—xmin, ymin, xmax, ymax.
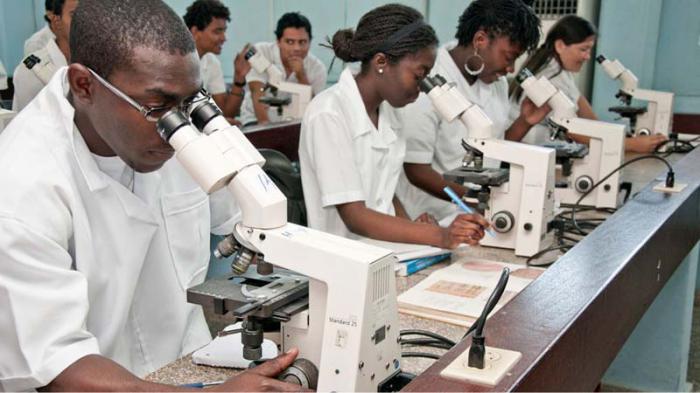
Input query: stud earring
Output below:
<box><xmin>378</xmin><ymin>68</ymin><xmax>384</xmax><ymax>74</ymax></box>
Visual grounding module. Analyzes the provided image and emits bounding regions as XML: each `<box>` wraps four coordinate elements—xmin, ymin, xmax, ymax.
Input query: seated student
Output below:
<box><xmin>24</xmin><ymin>0</ymin><xmax>56</xmax><ymax>56</ymax></box>
<box><xmin>240</xmin><ymin>12</ymin><xmax>327</xmax><ymax>126</ymax></box>
<box><xmin>184</xmin><ymin>0</ymin><xmax>252</xmax><ymax>121</ymax></box>
<box><xmin>0</xmin><ymin>0</ymin><xmax>300</xmax><ymax>391</ymax></box>
<box><xmin>299</xmin><ymin>4</ymin><xmax>489</xmax><ymax>249</ymax></box>
<box><xmin>396</xmin><ymin>0</ymin><xmax>544</xmax><ymax>221</ymax></box>
<box><xmin>509</xmin><ymin>15</ymin><xmax>668</xmax><ymax>153</ymax></box>
<box><xmin>13</xmin><ymin>0</ymin><xmax>77</xmax><ymax>111</ymax></box>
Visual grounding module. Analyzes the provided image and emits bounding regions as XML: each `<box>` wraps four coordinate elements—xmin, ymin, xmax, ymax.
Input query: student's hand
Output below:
<box><xmin>233</xmin><ymin>44</ymin><xmax>252</xmax><ymax>83</ymax></box>
<box><xmin>415</xmin><ymin>212</ymin><xmax>438</xmax><ymax>225</ymax></box>
<box><xmin>288</xmin><ymin>57</ymin><xmax>306</xmax><ymax>79</ymax></box>
<box><xmin>225</xmin><ymin>116</ymin><xmax>242</xmax><ymax>126</ymax></box>
<box><xmin>625</xmin><ymin>134</ymin><xmax>667</xmax><ymax>153</ymax></box>
<box><xmin>520</xmin><ymin>97</ymin><xmax>551</xmax><ymax>126</ymax></box>
<box><xmin>212</xmin><ymin>348</ymin><xmax>310</xmax><ymax>392</ymax></box>
<box><xmin>440</xmin><ymin>213</ymin><xmax>490</xmax><ymax>248</ymax></box>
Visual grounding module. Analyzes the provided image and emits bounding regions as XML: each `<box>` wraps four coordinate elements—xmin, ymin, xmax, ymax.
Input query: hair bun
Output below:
<box><xmin>331</xmin><ymin>28</ymin><xmax>356</xmax><ymax>62</ymax></box>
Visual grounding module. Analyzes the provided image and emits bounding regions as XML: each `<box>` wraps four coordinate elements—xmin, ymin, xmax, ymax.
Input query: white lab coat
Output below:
<box><xmin>299</xmin><ymin>67</ymin><xmax>405</xmax><ymax>238</ymax></box>
<box><xmin>24</xmin><ymin>25</ymin><xmax>55</xmax><ymax>56</ymax></box>
<box><xmin>200</xmin><ymin>52</ymin><xmax>227</xmax><ymax>95</ymax></box>
<box><xmin>12</xmin><ymin>39</ymin><xmax>67</xmax><ymax>111</ymax></box>
<box><xmin>396</xmin><ymin>40</ymin><xmax>512</xmax><ymax>220</ymax></box>
<box><xmin>512</xmin><ymin>57</ymin><xmax>582</xmax><ymax>145</ymax></box>
<box><xmin>240</xmin><ymin>41</ymin><xmax>327</xmax><ymax>125</ymax></box>
<box><xmin>0</xmin><ymin>68</ymin><xmax>239</xmax><ymax>391</ymax></box>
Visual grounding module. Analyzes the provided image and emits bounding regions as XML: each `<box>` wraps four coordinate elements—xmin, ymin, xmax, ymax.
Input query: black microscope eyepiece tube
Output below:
<box><xmin>419</xmin><ymin>77</ymin><xmax>436</xmax><ymax>93</ymax></box>
<box><xmin>156</xmin><ymin>109</ymin><xmax>190</xmax><ymax>142</ymax></box>
<box><xmin>244</xmin><ymin>47</ymin><xmax>257</xmax><ymax>61</ymax></box>
<box><xmin>596</xmin><ymin>54</ymin><xmax>607</xmax><ymax>64</ymax></box>
<box><xmin>190</xmin><ymin>101</ymin><xmax>223</xmax><ymax>131</ymax></box>
<box><xmin>515</xmin><ymin>68</ymin><xmax>534</xmax><ymax>84</ymax></box>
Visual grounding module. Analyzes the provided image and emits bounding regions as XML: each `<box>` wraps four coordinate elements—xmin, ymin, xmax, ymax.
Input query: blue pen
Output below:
<box><xmin>179</xmin><ymin>380</ymin><xmax>225</xmax><ymax>389</ymax></box>
<box><xmin>443</xmin><ymin>186</ymin><xmax>496</xmax><ymax>237</ymax></box>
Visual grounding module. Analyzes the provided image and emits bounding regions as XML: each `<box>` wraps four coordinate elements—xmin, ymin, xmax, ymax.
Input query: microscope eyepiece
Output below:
<box><xmin>515</xmin><ymin>68</ymin><xmax>534</xmax><ymax>84</ymax></box>
<box><xmin>156</xmin><ymin>109</ymin><xmax>190</xmax><ymax>142</ymax></box>
<box><xmin>435</xmin><ymin>74</ymin><xmax>448</xmax><ymax>85</ymax></box>
<box><xmin>418</xmin><ymin>77</ymin><xmax>435</xmax><ymax>93</ymax></box>
<box><xmin>190</xmin><ymin>100</ymin><xmax>222</xmax><ymax>131</ymax></box>
<box><xmin>596</xmin><ymin>55</ymin><xmax>607</xmax><ymax>64</ymax></box>
<box><xmin>244</xmin><ymin>47</ymin><xmax>257</xmax><ymax>61</ymax></box>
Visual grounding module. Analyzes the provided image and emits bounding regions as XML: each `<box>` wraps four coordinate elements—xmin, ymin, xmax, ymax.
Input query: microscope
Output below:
<box><xmin>244</xmin><ymin>47</ymin><xmax>312</xmax><ymax>121</ymax></box>
<box><xmin>156</xmin><ymin>94</ymin><xmax>404</xmax><ymax>391</ymax></box>
<box><xmin>517</xmin><ymin>69</ymin><xmax>625</xmax><ymax>209</ymax></box>
<box><xmin>596</xmin><ymin>55</ymin><xmax>673</xmax><ymax>138</ymax></box>
<box><xmin>420</xmin><ymin>75</ymin><xmax>556</xmax><ymax>258</ymax></box>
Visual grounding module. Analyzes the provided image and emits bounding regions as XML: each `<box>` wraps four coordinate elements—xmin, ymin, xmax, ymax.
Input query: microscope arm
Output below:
<box><xmin>596</xmin><ymin>55</ymin><xmax>639</xmax><ymax>95</ymax></box>
<box><xmin>516</xmin><ymin>68</ymin><xmax>577</xmax><ymax>127</ymax></box>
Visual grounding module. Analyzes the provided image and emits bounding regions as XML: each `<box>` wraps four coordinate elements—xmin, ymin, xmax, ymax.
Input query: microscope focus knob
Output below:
<box><xmin>637</xmin><ymin>128</ymin><xmax>652</xmax><ymax>136</ymax></box>
<box><xmin>278</xmin><ymin>358</ymin><xmax>319</xmax><ymax>390</ymax></box>
<box><xmin>492</xmin><ymin>211</ymin><xmax>514</xmax><ymax>233</ymax></box>
<box><xmin>575</xmin><ymin>176</ymin><xmax>594</xmax><ymax>193</ymax></box>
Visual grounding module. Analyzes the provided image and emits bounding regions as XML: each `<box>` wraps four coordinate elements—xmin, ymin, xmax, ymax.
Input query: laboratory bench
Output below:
<box><xmin>147</xmin><ymin>149</ymin><xmax>700</xmax><ymax>391</ymax></box>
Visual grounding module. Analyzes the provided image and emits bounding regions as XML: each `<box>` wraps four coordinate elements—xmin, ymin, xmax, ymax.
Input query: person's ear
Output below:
<box><xmin>67</xmin><ymin>63</ymin><xmax>96</xmax><ymax>105</ymax></box>
<box><xmin>472</xmin><ymin>30</ymin><xmax>490</xmax><ymax>51</ymax></box>
<box><xmin>371</xmin><ymin>52</ymin><xmax>389</xmax><ymax>75</ymax></box>
<box><xmin>554</xmin><ymin>39</ymin><xmax>567</xmax><ymax>56</ymax></box>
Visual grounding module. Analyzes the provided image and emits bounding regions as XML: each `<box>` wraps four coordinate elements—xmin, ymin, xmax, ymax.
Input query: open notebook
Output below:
<box><xmin>398</xmin><ymin>259</ymin><xmax>544</xmax><ymax>327</ymax></box>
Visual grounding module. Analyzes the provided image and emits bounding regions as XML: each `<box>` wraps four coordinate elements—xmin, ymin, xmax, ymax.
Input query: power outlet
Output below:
<box><xmin>440</xmin><ymin>346</ymin><xmax>521</xmax><ymax>386</ymax></box>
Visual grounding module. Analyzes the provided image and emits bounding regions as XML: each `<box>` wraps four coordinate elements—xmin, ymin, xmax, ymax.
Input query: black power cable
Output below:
<box><xmin>570</xmin><ymin>155</ymin><xmax>674</xmax><ymax>234</ymax></box>
<box><xmin>401</xmin><ymin>351</ymin><xmax>441</xmax><ymax>360</ymax></box>
<box><xmin>399</xmin><ymin>329</ymin><xmax>456</xmax><ymax>347</ymax></box>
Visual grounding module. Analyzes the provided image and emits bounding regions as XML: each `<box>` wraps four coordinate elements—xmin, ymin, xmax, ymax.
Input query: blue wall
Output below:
<box><xmin>591</xmin><ymin>0</ymin><xmax>700</xmax><ymax>119</ymax></box>
<box><xmin>0</xmin><ymin>0</ymin><xmax>469</xmax><ymax>84</ymax></box>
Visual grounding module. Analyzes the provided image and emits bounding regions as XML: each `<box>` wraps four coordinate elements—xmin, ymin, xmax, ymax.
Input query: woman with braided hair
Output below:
<box><xmin>299</xmin><ymin>4</ymin><xmax>489</xmax><ymax>249</ymax></box>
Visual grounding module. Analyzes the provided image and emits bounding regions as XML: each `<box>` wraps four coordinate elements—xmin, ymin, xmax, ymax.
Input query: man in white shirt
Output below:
<box><xmin>241</xmin><ymin>12</ymin><xmax>327</xmax><ymax>126</ymax></box>
<box><xmin>184</xmin><ymin>0</ymin><xmax>251</xmax><ymax>121</ymax></box>
<box><xmin>13</xmin><ymin>0</ymin><xmax>76</xmax><ymax>111</ymax></box>
<box><xmin>0</xmin><ymin>0</ymin><xmax>300</xmax><ymax>391</ymax></box>
<box><xmin>23</xmin><ymin>0</ymin><xmax>57</xmax><ymax>56</ymax></box>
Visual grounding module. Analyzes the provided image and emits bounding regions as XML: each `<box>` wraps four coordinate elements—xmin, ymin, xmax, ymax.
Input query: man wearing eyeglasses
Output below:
<box><xmin>0</xmin><ymin>0</ymin><xmax>302</xmax><ymax>391</ymax></box>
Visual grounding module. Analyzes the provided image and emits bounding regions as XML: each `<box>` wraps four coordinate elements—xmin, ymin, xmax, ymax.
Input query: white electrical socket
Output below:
<box><xmin>440</xmin><ymin>346</ymin><xmax>522</xmax><ymax>386</ymax></box>
<box><xmin>653</xmin><ymin>182</ymin><xmax>687</xmax><ymax>193</ymax></box>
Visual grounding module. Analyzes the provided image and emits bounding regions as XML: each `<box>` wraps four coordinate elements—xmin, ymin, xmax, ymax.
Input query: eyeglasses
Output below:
<box><xmin>87</xmin><ymin>68</ymin><xmax>208</xmax><ymax>122</ymax></box>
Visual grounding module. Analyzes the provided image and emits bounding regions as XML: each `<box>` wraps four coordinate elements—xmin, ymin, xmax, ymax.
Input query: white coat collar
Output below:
<box><xmin>38</xmin><ymin>67</ymin><xmax>110</xmax><ymax>193</ymax></box>
<box><xmin>337</xmin><ymin>67</ymin><xmax>400</xmax><ymax>148</ymax></box>
<box><xmin>45</xmin><ymin>38</ymin><xmax>68</xmax><ymax>69</ymax></box>
<box><xmin>45</xmin><ymin>68</ymin><xmax>162</xmax><ymax>220</ymax></box>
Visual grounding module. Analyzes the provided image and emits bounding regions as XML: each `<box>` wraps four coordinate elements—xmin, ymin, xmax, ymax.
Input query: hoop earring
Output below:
<box><xmin>465</xmin><ymin>49</ymin><xmax>485</xmax><ymax>76</ymax></box>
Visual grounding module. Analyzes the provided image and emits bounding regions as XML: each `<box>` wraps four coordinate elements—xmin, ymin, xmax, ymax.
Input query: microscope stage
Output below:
<box><xmin>541</xmin><ymin>140</ymin><xmax>589</xmax><ymax>160</ymax></box>
<box><xmin>444</xmin><ymin>167</ymin><xmax>509</xmax><ymax>186</ymax></box>
<box><xmin>187</xmin><ymin>267</ymin><xmax>309</xmax><ymax>320</ymax></box>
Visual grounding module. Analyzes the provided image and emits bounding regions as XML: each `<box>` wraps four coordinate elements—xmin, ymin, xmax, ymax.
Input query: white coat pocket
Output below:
<box><xmin>161</xmin><ymin>188</ymin><xmax>210</xmax><ymax>291</ymax></box>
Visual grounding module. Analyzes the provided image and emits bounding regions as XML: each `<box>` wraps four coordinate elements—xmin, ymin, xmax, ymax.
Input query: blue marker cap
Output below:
<box><xmin>443</xmin><ymin>186</ymin><xmax>496</xmax><ymax>237</ymax></box>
